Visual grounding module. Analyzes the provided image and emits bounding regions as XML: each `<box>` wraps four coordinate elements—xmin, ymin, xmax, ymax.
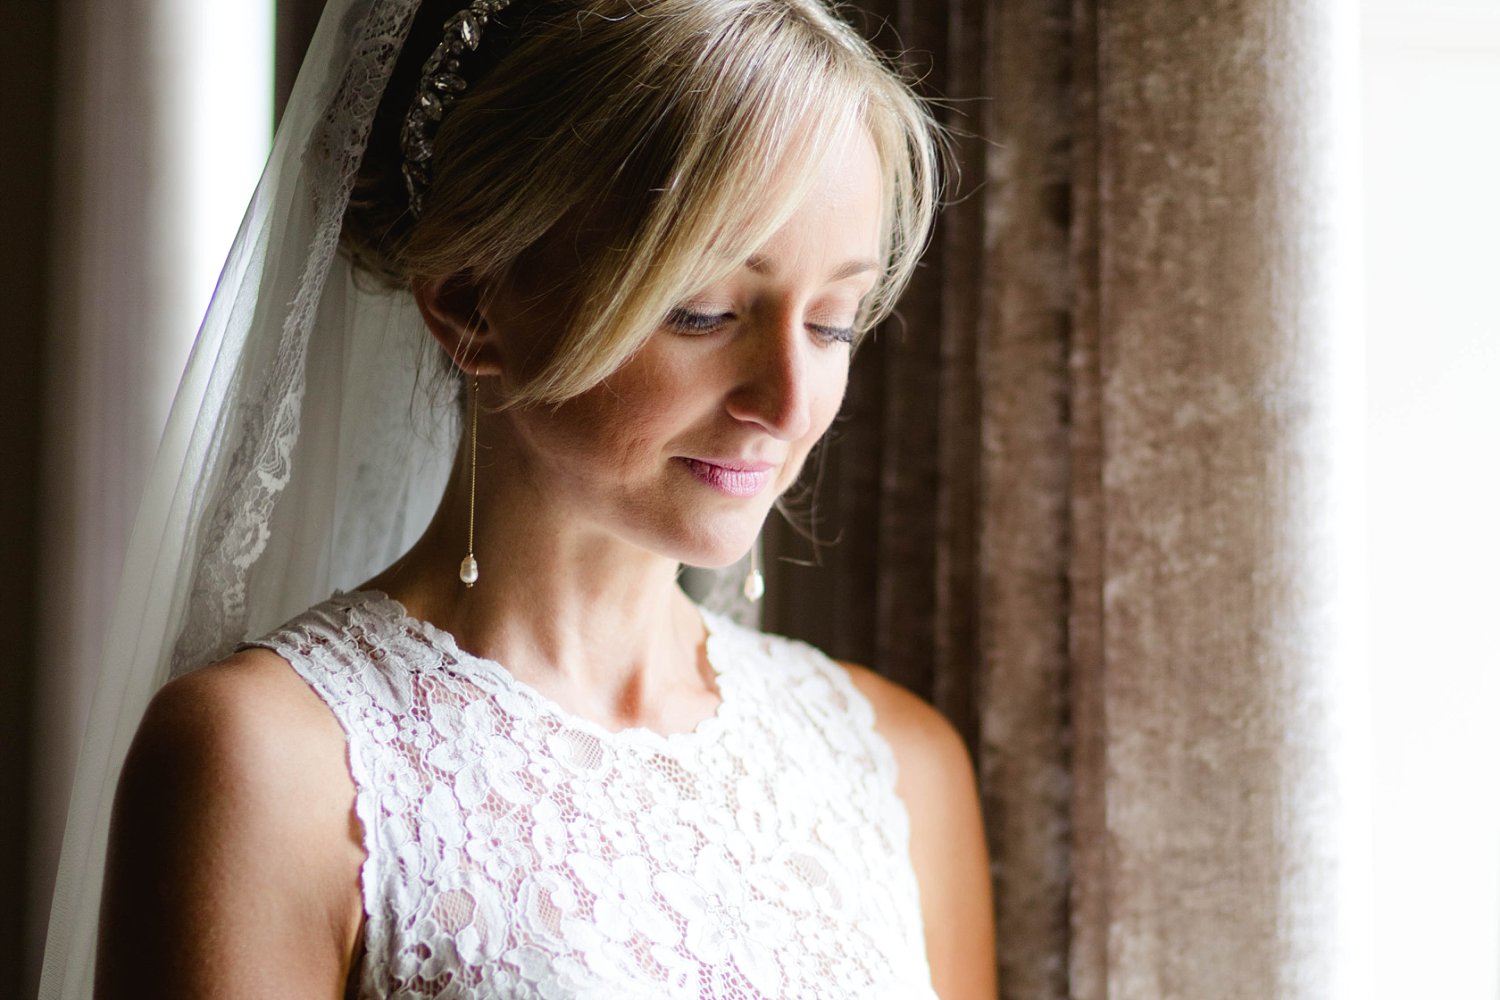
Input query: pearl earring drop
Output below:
<box><xmin>460</xmin><ymin>376</ymin><xmax>479</xmax><ymax>588</ymax></box>
<box><xmin>743</xmin><ymin>544</ymin><xmax>764</xmax><ymax>602</ymax></box>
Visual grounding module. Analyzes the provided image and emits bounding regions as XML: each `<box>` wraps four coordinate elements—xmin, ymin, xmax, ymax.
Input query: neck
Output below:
<box><xmin>361</xmin><ymin>430</ymin><xmax>714</xmax><ymax>731</ymax></box>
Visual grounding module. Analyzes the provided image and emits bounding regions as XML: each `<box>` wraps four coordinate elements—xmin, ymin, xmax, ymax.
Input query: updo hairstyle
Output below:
<box><xmin>342</xmin><ymin>0</ymin><xmax>943</xmax><ymax>408</ymax></box>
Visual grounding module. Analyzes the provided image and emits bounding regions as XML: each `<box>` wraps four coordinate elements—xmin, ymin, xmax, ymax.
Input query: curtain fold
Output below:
<box><xmin>31</xmin><ymin>0</ymin><xmax>179</xmax><ymax>988</ymax></box>
<box><xmin>767</xmin><ymin>1</ymin><xmax>1366</xmax><ymax>996</ymax></box>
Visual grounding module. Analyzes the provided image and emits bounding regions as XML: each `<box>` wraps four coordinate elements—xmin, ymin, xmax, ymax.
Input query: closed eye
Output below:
<box><xmin>810</xmin><ymin>323</ymin><xmax>856</xmax><ymax>345</ymax></box>
<box><xmin>667</xmin><ymin>308</ymin><xmax>855</xmax><ymax>345</ymax></box>
<box><xmin>666</xmin><ymin>308</ymin><xmax>732</xmax><ymax>335</ymax></box>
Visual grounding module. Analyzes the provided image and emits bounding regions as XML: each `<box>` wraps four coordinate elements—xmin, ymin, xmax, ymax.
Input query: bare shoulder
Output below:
<box><xmin>121</xmin><ymin>647</ymin><xmax>355</xmax><ymax>821</ymax></box>
<box><xmin>132</xmin><ymin>646</ymin><xmax>343</xmax><ymax>758</ymax></box>
<box><xmin>99</xmin><ymin>647</ymin><xmax>364</xmax><ymax>998</ymax></box>
<box><xmin>836</xmin><ymin>661</ymin><xmax>999</xmax><ymax>1000</ymax></box>
<box><xmin>838</xmin><ymin>662</ymin><xmax>972</xmax><ymax>778</ymax></box>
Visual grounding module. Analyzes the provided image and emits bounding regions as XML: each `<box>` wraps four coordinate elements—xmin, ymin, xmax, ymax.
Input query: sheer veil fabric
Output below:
<box><xmin>39</xmin><ymin>1</ymin><xmax>454</xmax><ymax>993</ymax></box>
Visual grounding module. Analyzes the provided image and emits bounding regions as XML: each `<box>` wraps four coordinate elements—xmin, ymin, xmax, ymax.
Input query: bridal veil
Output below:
<box><xmin>38</xmin><ymin>1</ymin><xmax>453</xmax><ymax>992</ymax></box>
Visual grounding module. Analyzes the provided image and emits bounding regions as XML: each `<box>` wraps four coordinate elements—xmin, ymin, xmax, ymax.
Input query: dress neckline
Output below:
<box><xmin>335</xmin><ymin>588</ymin><xmax>740</xmax><ymax>752</ymax></box>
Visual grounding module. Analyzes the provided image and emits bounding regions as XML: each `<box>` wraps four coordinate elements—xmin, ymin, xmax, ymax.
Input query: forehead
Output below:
<box><xmin>728</xmin><ymin>125</ymin><xmax>886</xmax><ymax>280</ymax></box>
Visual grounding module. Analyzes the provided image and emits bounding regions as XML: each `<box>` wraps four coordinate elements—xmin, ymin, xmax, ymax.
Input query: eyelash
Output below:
<box><xmin>666</xmin><ymin>309</ymin><xmax>729</xmax><ymax>334</ymax></box>
<box><xmin>666</xmin><ymin>309</ymin><xmax>856</xmax><ymax>345</ymax></box>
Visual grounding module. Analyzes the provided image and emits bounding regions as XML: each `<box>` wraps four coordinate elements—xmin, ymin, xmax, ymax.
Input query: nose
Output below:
<box><xmin>724</xmin><ymin>311</ymin><xmax>816</xmax><ymax>441</ymax></box>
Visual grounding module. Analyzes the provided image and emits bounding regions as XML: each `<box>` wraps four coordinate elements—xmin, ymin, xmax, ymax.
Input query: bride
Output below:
<box><xmin>47</xmin><ymin>0</ymin><xmax>995</xmax><ymax>996</ymax></box>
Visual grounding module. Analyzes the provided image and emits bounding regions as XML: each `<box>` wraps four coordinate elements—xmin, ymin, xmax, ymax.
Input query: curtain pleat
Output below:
<box><xmin>31</xmin><ymin>0</ymin><xmax>183</xmax><ymax>988</ymax></box>
<box><xmin>1067</xmin><ymin>1</ymin><xmax>1110</xmax><ymax>996</ymax></box>
<box><xmin>980</xmin><ymin>0</ymin><xmax>1079</xmax><ymax>993</ymax></box>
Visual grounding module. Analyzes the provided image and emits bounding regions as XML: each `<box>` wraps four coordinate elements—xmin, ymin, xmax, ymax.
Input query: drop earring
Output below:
<box><xmin>459</xmin><ymin>375</ymin><xmax>480</xmax><ymax>587</ymax></box>
<box><xmin>743</xmin><ymin>541</ymin><xmax>765</xmax><ymax>602</ymax></box>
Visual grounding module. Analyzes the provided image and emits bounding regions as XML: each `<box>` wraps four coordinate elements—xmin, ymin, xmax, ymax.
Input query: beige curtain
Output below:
<box><xmin>30</xmin><ymin>0</ymin><xmax>180</xmax><ymax>989</ymax></box>
<box><xmin>765</xmin><ymin>1</ymin><xmax>1367</xmax><ymax>997</ymax></box>
<box><xmin>29</xmin><ymin>0</ymin><xmax>273</xmax><ymax>989</ymax></box>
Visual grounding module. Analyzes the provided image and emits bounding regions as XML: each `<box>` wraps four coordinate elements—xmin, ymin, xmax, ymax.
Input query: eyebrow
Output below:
<box><xmin>744</xmin><ymin>255</ymin><xmax>880</xmax><ymax>283</ymax></box>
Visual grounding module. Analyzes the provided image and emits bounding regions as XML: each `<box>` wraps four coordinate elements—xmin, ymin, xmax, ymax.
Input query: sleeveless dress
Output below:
<box><xmin>244</xmin><ymin>591</ymin><xmax>937</xmax><ymax>1000</ymax></box>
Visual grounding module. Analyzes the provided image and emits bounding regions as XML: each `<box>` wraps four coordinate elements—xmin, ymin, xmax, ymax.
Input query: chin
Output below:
<box><xmin>658</xmin><ymin>514</ymin><xmax>765</xmax><ymax>571</ymax></box>
<box><xmin>673</xmin><ymin>539</ymin><xmax>758</xmax><ymax>572</ymax></box>
<box><xmin>679</xmin><ymin>550</ymin><xmax>753</xmax><ymax>573</ymax></box>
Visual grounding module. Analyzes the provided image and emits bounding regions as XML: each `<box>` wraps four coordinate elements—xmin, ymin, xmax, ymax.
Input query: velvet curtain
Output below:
<box><xmin>765</xmin><ymin>0</ymin><xmax>1367</xmax><ymax>997</ymax></box>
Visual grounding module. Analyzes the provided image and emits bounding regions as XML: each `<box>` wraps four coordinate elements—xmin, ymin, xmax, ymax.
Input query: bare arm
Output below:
<box><xmin>841</xmin><ymin>662</ymin><xmax>999</xmax><ymax>1000</ymax></box>
<box><xmin>96</xmin><ymin>649</ymin><xmax>365</xmax><ymax>999</ymax></box>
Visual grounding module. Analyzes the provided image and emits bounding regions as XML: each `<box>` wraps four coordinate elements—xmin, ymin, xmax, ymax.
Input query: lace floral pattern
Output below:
<box><xmin>248</xmin><ymin>592</ymin><xmax>936</xmax><ymax>999</ymax></box>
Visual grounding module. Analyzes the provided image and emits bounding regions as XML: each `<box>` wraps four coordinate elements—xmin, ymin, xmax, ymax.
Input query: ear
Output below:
<box><xmin>412</xmin><ymin>274</ymin><xmax>506</xmax><ymax>376</ymax></box>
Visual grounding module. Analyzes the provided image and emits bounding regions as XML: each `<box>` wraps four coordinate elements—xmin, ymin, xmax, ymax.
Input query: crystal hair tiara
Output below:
<box><xmin>399</xmin><ymin>0</ymin><xmax>515</xmax><ymax>216</ymax></box>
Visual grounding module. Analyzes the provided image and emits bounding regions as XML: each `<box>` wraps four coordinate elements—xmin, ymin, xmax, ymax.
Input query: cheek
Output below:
<box><xmin>542</xmin><ymin>368</ymin><xmax>684</xmax><ymax>467</ymax></box>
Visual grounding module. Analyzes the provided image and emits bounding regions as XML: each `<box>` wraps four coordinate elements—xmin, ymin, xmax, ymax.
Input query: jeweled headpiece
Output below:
<box><xmin>400</xmin><ymin>0</ymin><xmax>515</xmax><ymax>216</ymax></box>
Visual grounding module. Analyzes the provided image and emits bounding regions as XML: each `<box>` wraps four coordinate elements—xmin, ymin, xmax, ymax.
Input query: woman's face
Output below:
<box><xmin>484</xmin><ymin>126</ymin><xmax>885</xmax><ymax>568</ymax></box>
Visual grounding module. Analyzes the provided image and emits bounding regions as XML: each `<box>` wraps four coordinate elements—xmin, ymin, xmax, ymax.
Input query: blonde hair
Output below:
<box><xmin>343</xmin><ymin>0</ymin><xmax>943</xmax><ymax>408</ymax></box>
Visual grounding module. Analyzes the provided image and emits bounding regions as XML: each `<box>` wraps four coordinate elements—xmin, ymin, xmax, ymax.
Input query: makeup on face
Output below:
<box><xmin>677</xmin><ymin>458</ymin><xmax>776</xmax><ymax>498</ymax></box>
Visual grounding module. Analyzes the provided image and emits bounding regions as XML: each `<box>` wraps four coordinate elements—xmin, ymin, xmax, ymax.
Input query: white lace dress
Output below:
<box><xmin>244</xmin><ymin>591</ymin><xmax>937</xmax><ymax>999</ymax></box>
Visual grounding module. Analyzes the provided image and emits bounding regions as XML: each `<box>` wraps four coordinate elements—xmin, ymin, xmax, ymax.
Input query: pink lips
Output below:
<box><xmin>680</xmin><ymin>458</ymin><xmax>775</xmax><ymax>498</ymax></box>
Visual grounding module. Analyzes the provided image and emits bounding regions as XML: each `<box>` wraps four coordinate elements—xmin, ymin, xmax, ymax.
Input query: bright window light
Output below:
<box><xmin>1363</xmin><ymin>3</ymin><xmax>1500</xmax><ymax>998</ymax></box>
<box><xmin>161</xmin><ymin>0</ymin><xmax>273</xmax><ymax>389</ymax></box>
